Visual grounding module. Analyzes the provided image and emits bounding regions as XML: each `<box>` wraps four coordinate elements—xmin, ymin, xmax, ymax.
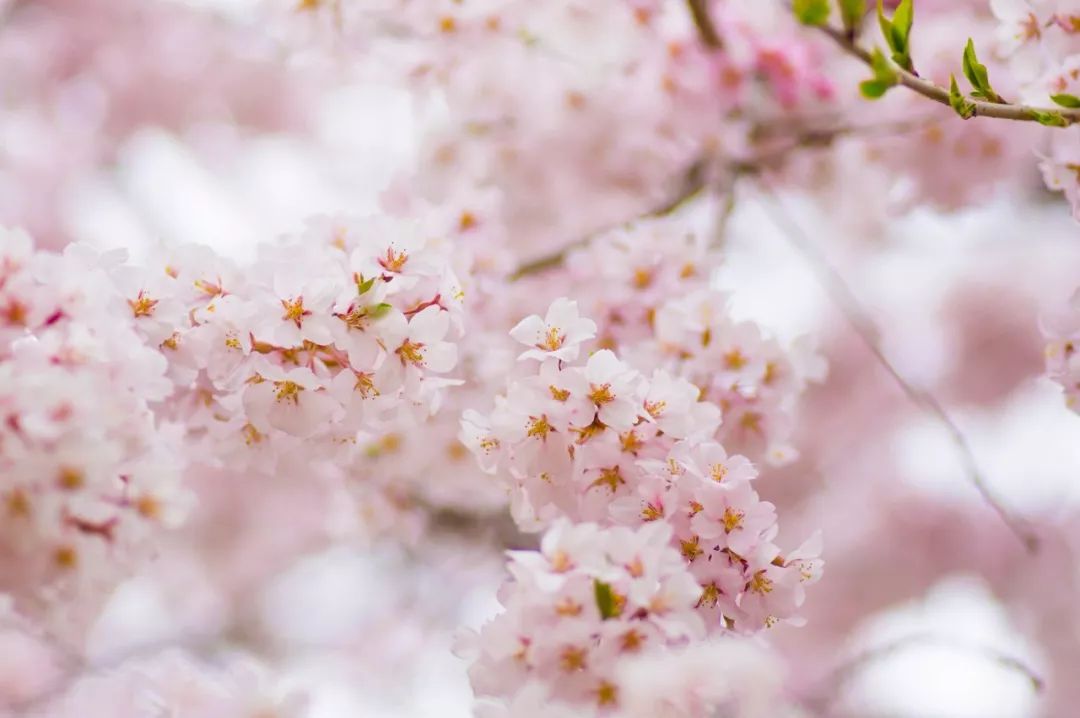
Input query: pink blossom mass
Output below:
<box><xmin>3</xmin><ymin>0</ymin><xmax>1080</xmax><ymax>716</ymax></box>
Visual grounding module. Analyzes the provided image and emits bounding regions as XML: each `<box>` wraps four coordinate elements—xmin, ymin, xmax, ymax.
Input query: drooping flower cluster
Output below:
<box><xmin>521</xmin><ymin>218</ymin><xmax>825</xmax><ymax>465</ymax></box>
<box><xmin>463</xmin><ymin>520</ymin><xmax>704</xmax><ymax>713</ymax></box>
<box><xmin>130</xmin><ymin>215</ymin><xmax>465</xmax><ymax>472</ymax></box>
<box><xmin>989</xmin><ymin>0</ymin><xmax>1080</xmax><ymax>217</ymax></box>
<box><xmin>0</xmin><ymin>230</ymin><xmax>188</xmax><ymax>630</ymax></box>
<box><xmin>0</xmin><ymin>215</ymin><xmax>469</xmax><ymax>634</ymax></box>
<box><xmin>462</xmin><ymin>300</ymin><xmax>822</xmax><ymax>714</ymax></box>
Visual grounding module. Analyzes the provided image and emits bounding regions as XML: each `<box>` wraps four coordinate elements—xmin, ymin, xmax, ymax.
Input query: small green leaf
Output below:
<box><xmin>369</xmin><ymin>302</ymin><xmax>394</xmax><ymax>319</ymax></box>
<box><xmin>1030</xmin><ymin>109</ymin><xmax>1070</xmax><ymax>127</ymax></box>
<box><xmin>868</xmin><ymin>46</ymin><xmax>896</xmax><ymax>79</ymax></box>
<box><xmin>356</xmin><ymin>275</ymin><xmax>376</xmax><ymax>295</ymax></box>
<box><xmin>859</xmin><ymin>47</ymin><xmax>897</xmax><ymax>99</ymax></box>
<box><xmin>859</xmin><ymin>79</ymin><xmax>892</xmax><ymax>98</ymax></box>
<box><xmin>594</xmin><ymin>580</ymin><xmax>621</xmax><ymax>620</ymax></box>
<box><xmin>840</xmin><ymin>0</ymin><xmax>866</xmax><ymax>32</ymax></box>
<box><xmin>1051</xmin><ymin>93</ymin><xmax>1080</xmax><ymax>109</ymax></box>
<box><xmin>949</xmin><ymin>75</ymin><xmax>976</xmax><ymax>119</ymax></box>
<box><xmin>961</xmin><ymin>39</ymin><xmax>1002</xmax><ymax>103</ymax></box>
<box><xmin>892</xmin><ymin>0</ymin><xmax>913</xmax><ymax>47</ymax></box>
<box><xmin>793</xmin><ymin>0</ymin><xmax>831</xmax><ymax>25</ymax></box>
<box><xmin>877</xmin><ymin>0</ymin><xmax>913</xmax><ymax>71</ymax></box>
<box><xmin>877</xmin><ymin>0</ymin><xmax>891</xmax><ymax>48</ymax></box>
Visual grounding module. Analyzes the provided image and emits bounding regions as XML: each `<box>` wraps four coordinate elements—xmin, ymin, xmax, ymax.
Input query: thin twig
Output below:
<box><xmin>757</xmin><ymin>188</ymin><xmax>1040</xmax><ymax>554</ymax></box>
<box><xmin>805</xmin><ymin>632</ymin><xmax>1044</xmax><ymax>714</ymax></box>
<box><xmin>510</xmin><ymin>118</ymin><xmax>931</xmax><ymax>280</ymax></box>
<box><xmin>807</xmin><ymin>18</ymin><xmax>1080</xmax><ymax>125</ymax></box>
<box><xmin>509</xmin><ymin>158</ymin><xmax>710</xmax><ymax>280</ymax></box>
<box><xmin>686</xmin><ymin>0</ymin><xmax>723</xmax><ymax>49</ymax></box>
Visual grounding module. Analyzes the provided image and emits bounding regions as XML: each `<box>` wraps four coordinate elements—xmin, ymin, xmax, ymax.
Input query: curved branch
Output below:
<box><xmin>509</xmin><ymin>158</ymin><xmax>709</xmax><ymax>280</ymax></box>
<box><xmin>757</xmin><ymin>188</ymin><xmax>1040</xmax><ymax>554</ymax></box>
<box><xmin>686</xmin><ymin>0</ymin><xmax>723</xmax><ymax>49</ymax></box>
<box><xmin>812</xmin><ymin>21</ymin><xmax>1080</xmax><ymax>125</ymax></box>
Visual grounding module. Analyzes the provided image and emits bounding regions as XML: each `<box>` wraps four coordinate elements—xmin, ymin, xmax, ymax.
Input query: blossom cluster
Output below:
<box><xmin>533</xmin><ymin>218</ymin><xmax>825</xmax><ymax>465</ymax></box>
<box><xmin>284</xmin><ymin>0</ymin><xmax>836</xmax><ymax>250</ymax></box>
<box><xmin>0</xmin><ymin>216</ymin><xmax>468</xmax><ymax>634</ymax></box>
<box><xmin>140</xmin><ymin>215</ymin><xmax>465</xmax><ymax>470</ymax></box>
<box><xmin>990</xmin><ymin>0</ymin><xmax>1080</xmax><ymax>218</ymax></box>
<box><xmin>462</xmin><ymin>300</ymin><xmax>822</xmax><ymax>714</ymax></box>
<box><xmin>462</xmin><ymin>521</ymin><xmax>704</xmax><ymax>713</ymax></box>
<box><xmin>0</xmin><ymin>230</ymin><xmax>187</xmax><ymax>630</ymax></box>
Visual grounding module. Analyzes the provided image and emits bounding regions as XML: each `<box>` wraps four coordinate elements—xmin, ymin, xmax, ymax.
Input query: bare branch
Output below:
<box><xmin>509</xmin><ymin>158</ymin><xmax>710</xmax><ymax>281</ymax></box>
<box><xmin>756</xmin><ymin>188</ymin><xmax>1040</xmax><ymax>554</ymax></box>
<box><xmin>510</xmin><ymin>118</ymin><xmax>931</xmax><ymax>280</ymax></box>
<box><xmin>686</xmin><ymin>0</ymin><xmax>723</xmax><ymax>50</ymax></box>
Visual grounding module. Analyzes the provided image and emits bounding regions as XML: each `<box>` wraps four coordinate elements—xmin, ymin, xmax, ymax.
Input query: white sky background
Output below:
<box><xmin>62</xmin><ymin>1</ymin><xmax>1080</xmax><ymax>716</ymax></box>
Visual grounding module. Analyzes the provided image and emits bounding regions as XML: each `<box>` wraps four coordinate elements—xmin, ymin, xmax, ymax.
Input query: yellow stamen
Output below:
<box><xmin>549</xmin><ymin>385</ymin><xmax>570</xmax><ymax>402</ymax></box>
<box><xmin>560</xmin><ymin>646</ymin><xmax>587</xmax><ymax>672</ymax></box>
<box><xmin>281</xmin><ymin>297</ymin><xmax>309</xmax><ymax>328</ymax></box>
<box><xmin>539</xmin><ymin>326</ymin><xmax>565</xmax><ymax>351</ymax></box>
<box><xmin>527</xmin><ymin>415</ymin><xmax>552</xmax><ymax>439</ymax></box>
<box><xmin>680</xmin><ymin>536</ymin><xmax>703</xmax><ymax>562</ymax></box>
<box><xmin>397</xmin><ymin>340</ymin><xmax>425</xmax><ymax>366</ymax></box>
<box><xmin>748</xmin><ymin>570</ymin><xmax>773</xmax><ymax>595</ymax></box>
<box><xmin>588</xmin><ymin>383</ymin><xmax>614</xmax><ymax>405</ymax></box>
<box><xmin>722</xmin><ymin>507</ymin><xmax>745</xmax><ymax>533</ymax></box>
<box><xmin>590</xmin><ymin>466</ymin><xmax>625</xmax><ymax>493</ymax></box>
<box><xmin>128</xmin><ymin>291</ymin><xmax>158</xmax><ymax>318</ymax></box>
<box><xmin>595</xmin><ymin>681</ymin><xmax>618</xmax><ymax>707</ymax></box>
<box><xmin>273</xmin><ymin>380</ymin><xmax>303</xmax><ymax>404</ymax></box>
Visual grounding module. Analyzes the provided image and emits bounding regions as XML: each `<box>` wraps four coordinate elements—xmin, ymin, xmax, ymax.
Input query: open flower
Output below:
<box><xmin>241</xmin><ymin>364</ymin><xmax>340</xmax><ymax>437</ymax></box>
<box><xmin>510</xmin><ymin>298</ymin><xmax>597</xmax><ymax>363</ymax></box>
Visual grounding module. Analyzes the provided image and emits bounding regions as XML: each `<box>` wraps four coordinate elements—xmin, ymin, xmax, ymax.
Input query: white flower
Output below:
<box><xmin>510</xmin><ymin>298</ymin><xmax>597</xmax><ymax>362</ymax></box>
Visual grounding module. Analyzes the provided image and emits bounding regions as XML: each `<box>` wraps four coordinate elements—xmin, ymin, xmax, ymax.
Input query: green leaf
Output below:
<box><xmin>892</xmin><ymin>0</ymin><xmax>913</xmax><ymax>47</ymax></box>
<box><xmin>859</xmin><ymin>79</ymin><xmax>892</xmax><ymax>98</ymax></box>
<box><xmin>356</xmin><ymin>275</ymin><xmax>376</xmax><ymax>295</ymax></box>
<box><xmin>840</xmin><ymin>0</ymin><xmax>866</xmax><ymax>31</ymax></box>
<box><xmin>868</xmin><ymin>46</ymin><xmax>895</xmax><ymax>79</ymax></box>
<box><xmin>877</xmin><ymin>0</ymin><xmax>913</xmax><ymax>71</ymax></box>
<box><xmin>793</xmin><ymin>0</ymin><xmax>831</xmax><ymax>25</ymax></box>
<box><xmin>961</xmin><ymin>39</ymin><xmax>1003</xmax><ymax>103</ymax></box>
<box><xmin>594</xmin><ymin>580</ymin><xmax>622</xmax><ymax>620</ymax></box>
<box><xmin>1030</xmin><ymin>109</ymin><xmax>1070</xmax><ymax>127</ymax></box>
<box><xmin>369</xmin><ymin>302</ymin><xmax>394</xmax><ymax>319</ymax></box>
<box><xmin>877</xmin><ymin>0</ymin><xmax>891</xmax><ymax>48</ymax></box>
<box><xmin>949</xmin><ymin>75</ymin><xmax>976</xmax><ymax>119</ymax></box>
<box><xmin>859</xmin><ymin>47</ymin><xmax>897</xmax><ymax>99</ymax></box>
<box><xmin>1051</xmin><ymin>93</ymin><xmax>1080</xmax><ymax>109</ymax></box>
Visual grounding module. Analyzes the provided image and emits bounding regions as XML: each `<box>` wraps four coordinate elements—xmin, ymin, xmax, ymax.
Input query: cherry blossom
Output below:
<box><xmin>510</xmin><ymin>298</ymin><xmax>598</xmax><ymax>363</ymax></box>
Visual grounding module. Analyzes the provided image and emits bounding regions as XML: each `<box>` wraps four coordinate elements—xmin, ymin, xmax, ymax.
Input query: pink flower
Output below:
<box><xmin>1038</xmin><ymin>126</ymin><xmax>1080</xmax><ymax>222</ymax></box>
<box><xmin>691</xmin><ymin>481</ymin><xmax>777</xmax><ymax>557</ymax></box>
<box><xmin>641</xmin><ymin>370</ymin><xmax>721</xmax><ymax>440</ymax></box>
<box><xmin>242</xmin><ymin>364</ymin><xmax>340</xmax><ymax>437</ymax></box>
<box><xmin>565</xmin><ymin>350</ymin><xmax>642</xmax><ymax>432</ymax></box>
<box><xmin>510</xmin><ymin>298</ymin><xmax>597</xmax><ymax>363</ymax></box>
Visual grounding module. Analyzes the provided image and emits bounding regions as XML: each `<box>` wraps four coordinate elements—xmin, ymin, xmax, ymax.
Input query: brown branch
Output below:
<box><xmin>508</xmin><ymin>158</ymin><xmax>710</xmax><ymax>281</ymax></box>
<box><xmin>757</xmin><ymin>188</ymin><xmax>1040</xmax><ymax>554</ymax></box>
<box><xmin>510</xmin><ymin>119</ymin><xmax>932</xmax><ymax>280</ymax></box>
<box><xmin>810</xmin><ymin>20</ymin><xmax>1080</xmax><ymax>125</ymax></box>
<box><xmin>686</xmin><ymin>0</ymin><xmax>723</xmax><ymax>50</ymax></box>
